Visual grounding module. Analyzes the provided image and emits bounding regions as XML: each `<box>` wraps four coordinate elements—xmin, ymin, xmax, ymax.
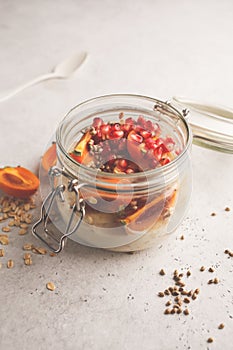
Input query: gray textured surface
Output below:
<box><xmin>0</xmin><ymin>1</ymin><xmax>233</xmax><ymax>349</ymax></box>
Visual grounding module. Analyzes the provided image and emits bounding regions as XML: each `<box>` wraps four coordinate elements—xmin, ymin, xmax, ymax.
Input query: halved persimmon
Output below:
<box><xmin>0</xmin><ymin>166</ymin><xmax>40</xmax><ymax>198</ymax></box>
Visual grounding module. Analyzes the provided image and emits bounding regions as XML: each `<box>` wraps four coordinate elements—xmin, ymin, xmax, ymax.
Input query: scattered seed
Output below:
<box><xmin>172</xmin><ymin>291</ymin><xmax>179</xmax><ymax>297</ymax></box>
<box><xmin>23</xmin><ymin>243</ymin><xmax>32</xmax><ymax>251</ymax></box>
<box><xmin>50</xmin><ymin>252</ymin><xmax>56</xmax><ymax>257</ymax></box>
<box><xmin>8</xmin><ymin>220</ymin><xmax>15</xmax><ymax>227</ymax></box>
<box><xmin>24</xmin><ymin>253</ymin><xmax>31</xmax><ymax>260</ymax></box>
<box><xmin>187</xmin><ymin>270</ymin><xmax>191</xmax><ymax>277</ymax></box>
<box><xmin>224</xmin><ymin>249</ymin><xmax>229</xmax><ymax>254</ymax></box>
<box><xmin>208</xmin><ymin>267</ymin><xmax>215</xmax><ymax>273</ymax></box>
<box><xmin>200</xmin><ymin>266</ymin><xmax>205</xmax><ymax>272</ymax></box>
<box><xmin>218</xmin><ymin>323</ymin><xmax>224</xmax><ymax>329</ymax></box>
<box><xmin>213</xmin><ymin>278</ymin><xmax>219</xmax><ymax>284</ymax></box>
<box><xmin>177</xmin><ymin>308</ymin><xmax>182</xmax><ymax>314</ymax></box>
<box><xmin>208</xmin><ymin>279</ymin><xmax>213</xmax><ymax>284</ymax></box>
<box><xmin>164</xmin><ymin>308</ymin><xmax>171</xmax><ymax>315</ymax></box>
<box><xmin>183</xmin><ymin>297</ymin><xmax>190</xmax><ymax>304</ymax></box>
<box><xmin>192</xmin><ymin>294</ymin><xmax>197</xmax><ymax>300</ymax></box>
<box><xmin>211</xmin><ymin>212</ymin><xmax>216</xmax><ymax>216</ymax></box>
<box><xmin>194</xmin><ymin>288</ymin><xmax>200</xmax><ymax>294</ymax></box>
<box><xmin>164</xmin><ymin>289</ymin><xmax>170</xmax><ymax>295</ymax></box>
<box><xmin>158</xmin><ymin>292</ymin><xmax>165</xmax><ymax>298</ymax></box>
<box><xmin>46</xmin><ymin>282</ymin><xmax>56</xmax><ymax>291</ymax></box>
<box><xmin>183</xmin><ymin>308</ymin><xmax>189</xmax><ymax>315</ymax></box>
<box><xmin>7</xmin><ymin>259</ymin><xmax>14</xmax><ymax>269</ymax></box>
<box><xmin>225</xmin><ymin>207</ymin><xmax>230</xmax><ymax>212</ymax></box>
<box><xmin>0</xmin><ymin>248</ymin><xmax>5</xmax><ymax>257</ymax></box>
<box><xmin>207</xmin><ymin>337</ymin><xmax>213</xmax><ymax>343</ymax></box>
<box><xmin>20</xmin><ymin>223</ymin><xmax>28</xmax><ymax>229</ymax></box>
<box><xmin>159</xmin><ymin>269</ymin><xmax>165</xmax><ymax>276</ymax></box>
<box><xmin>165</xmin><ymin>300</ymin><xmax>172</xmax><ymax>307</ymax></box>
<box><xmin>173</xmin><ymin>269</ymin><xmax>179</xmax><ymax>276</ymax></box>
<box><xmin>32</xmin><ymin>247</ymin><xmax>47</xmax><ymax>255</ymax></box>
<box><xmin>2</xmin><ymin>226</ymin><xmax>11</xmax><ymax>232</ymax></box>
<box><xmin>180</xmin><ymin>235</ymin><xmax>184</xmax><ymax>240</ymax></box>
<box><xmin>19</xmin><ymin>228</ymin><xmax>27</xmax><ymax>235</ymax></box>
<box><xmin>170</xmin><ymin>308</ymin><xmax>176</xmax><ymax>314</ymax></box>
<box><xmin>24</xmin><ymin>258</ymin><xmax>32</xmax><ymax>266</ymax></box>
<box><xmin>0</xmin><ymin>234</ymin><xmax>9</xmax><ymax>245</ymax></box>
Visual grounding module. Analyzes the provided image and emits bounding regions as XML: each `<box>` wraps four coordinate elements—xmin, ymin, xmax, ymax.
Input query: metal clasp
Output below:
<box><xmin>32</xmin><ymin>166</ymin><xmax>86</xmax><ymax>253</ymax></box>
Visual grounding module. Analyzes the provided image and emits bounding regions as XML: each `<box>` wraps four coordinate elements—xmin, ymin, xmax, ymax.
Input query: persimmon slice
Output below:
<box><xmin>0</xmin><ymin>166</ymin><xmax>40</xmax><ymax>198</ymax></box>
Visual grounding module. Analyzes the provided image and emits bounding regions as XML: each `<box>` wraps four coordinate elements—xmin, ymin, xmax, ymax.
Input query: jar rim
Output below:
<box><xmin>56</xmin><ymin>94</ymin><xmax>192</xmax><ymax>183</ymax></box>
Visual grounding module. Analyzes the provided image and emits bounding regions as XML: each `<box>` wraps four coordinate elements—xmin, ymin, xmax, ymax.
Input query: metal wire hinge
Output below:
<box><xmin>32</xmin><ymin>166</ymin><xmax>86</xmax><ymax>253</ymax></box>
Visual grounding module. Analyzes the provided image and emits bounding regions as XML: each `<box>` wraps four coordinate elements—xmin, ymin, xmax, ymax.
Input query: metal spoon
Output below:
<box><xmin>0</xmin><ymin>51</ymin><xmax>88</xmax><ymax>102</ymax></box>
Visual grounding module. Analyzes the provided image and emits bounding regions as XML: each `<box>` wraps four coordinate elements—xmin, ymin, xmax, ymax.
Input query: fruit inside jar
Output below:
<box><xmin>66</xmin><ymin>113</ymin><xmax>179</xmax><ymax>244</ymax></box>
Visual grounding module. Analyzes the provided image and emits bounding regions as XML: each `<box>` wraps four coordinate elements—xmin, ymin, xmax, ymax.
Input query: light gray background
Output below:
<box><xmin>0</xmin><ymin>1</ymin><xmax>233</xmax><ymax>349</ymax></box>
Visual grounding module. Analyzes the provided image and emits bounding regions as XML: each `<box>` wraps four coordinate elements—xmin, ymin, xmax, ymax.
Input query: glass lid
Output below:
<box><xmin>172</xmin><ymin>96</ymin><xmax>233</xmax><ymax>154</ymax></box>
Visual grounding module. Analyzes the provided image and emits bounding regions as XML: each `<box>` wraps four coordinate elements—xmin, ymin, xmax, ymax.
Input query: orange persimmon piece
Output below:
<box><xmin>41</xmin><ymin>143</ymin><xmax>57</xmax><ymax>171</ymax></box>
<box><xmin>0</xmin><ymin>166</ymin><xmax>40</xmax><ymax>199</ymax></box>
<box><xmin>70</xmin><ymin>131</ymin><xmax>92</xmax><ymax>164</ymax></box>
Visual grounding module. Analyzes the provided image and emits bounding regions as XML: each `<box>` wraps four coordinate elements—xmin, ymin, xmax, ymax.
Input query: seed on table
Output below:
<box><xmin>183</xmin><ymin>308</ymin><xmax>189</xmax><ymax>315</ymax></box>
<box><xmin>218</xmin><ymin>323</ymin><xmax>224</xmax><ymax>329</ymax></box>
<box><xmin>32</xmin><ymin>247</ymin><xmax>47</xmax><ymax>255</ymax></box>
<box><xmin>2</xmin><ymin>226</ymin><xmax>10</xmax><ymax>232</ymax></box>
<box><xmin>208</xmin><ymin>267</ymin><xmax>215</xmax><ymax>273</ymax></box>
<box><xmin>208</xmin><ymin>279</ymin><xmax>213</xmax><ymax>284</ymax></box>
<box><xmin>0</xmin><ymin>248</ymin><xmax>5</xmax><ymax>257</ymax></box>
<box><xmin>8</xmin><ymin>220</ymin><xmax>15</xmax><ymax>227</ymax></box>
<box><xmin>207</xmin><ymin>337</ymin><xmax>213</xmax><ymax>343</ymax></box>
<box><xmin>211</xmin><ymin>212</ymin><xmax>216</xmax><ymax>216</ymax></box>
<box><xmin>7</xmin><ymin>259</ymin><xmax>14</xmax><ymax>269</ymax></box>
<box><xmin>186</xmin><ymin>270</ymin><xmax>191</xmax><ymax>277</ymax></box>
<box><xmin>20</xmin><ymin>223</ymin><xmax>28</xmax><ymax>229</ymax></box>
<box><xmin>25</xmin><ymin>218</ymin><xmax>32</xmax><ymax>224</ymax></box>
<box><xmin>24</xmin><ymin>253</ymin><xmax>31</xmax><ymax>260</ymax></box>
<box><xmin>224</xmin><ymin>249</ymin><xmax>229</xmax><ymax>254</ymax></box>
<box><xmin>172</xmin><ymin>291</ymin><xmax>179</xmax><ymax>297</ymax></box>
<box><xmin>0</xmin><ymin>234</ymin><xmax>9</xmax><ymax>245</ymax></box>
<box><xmin>23</xmin><ymin>243</ymin><xmax>32</xmax><ymax>251</ymax></box>
<box><xmin>178</xmin><ymin>273</ymin><xmax>183</xmax><ymax>278</ymax></box>
<box><xmin>165</xmin><ymin>300</ymin><xmax>172</xmax><ymax>307</ymax></box>
<box><xmin>183</xmin><ymin>297</ymin><xmax>190</xmax><ymax>304</ymax></box>
<box><xmin>173</xmin><ymin>269</ymin><xmax>179</xmax><ymax>276</ymax></box>
<box><xmin>194</xmin><ymin>288</ymin><xmax>200</xmax><ymax>294</ymax></box>
<box><xmin>225</xmin><ymin>207</ymin><xmax>230</xmax><ymax>212</ymax></box>
<box><xmin>49</xmin><ymin>252</ymin><xmax>56</xmax><ymax>257</ymax></box>
<box><xmin>19</xmin><ymin>229</ymin><xmax>27</xmax><ymax>236</ymax></box>
<box><xmin>177</xmin><ymin>308</ymin><xmax>182</xmax><ymax>314</ymax></box>
<box><xmin>213</xmin><ymin>278</ymin><xmax>219</xmax><ymax>284</ymax></box>
<box><xmin>24</xmin><ymin>258</ymin><xmax>32</xmax><ymax>266</ymax></box>
<box><xmin>159</xmin><ymin>269</ymin><xmax>166</xmax><ymax>276</ymax></box>
<box><xmin>192</xmin><ymin>293</ymin><xmax>197</xmax><ymax>300</ymax></box>
<box><xmin>164</xmin><ymin>308</ymin><xmax>171</xmax><ymax>315</ymax></box>
<box><xmin>46</xmin><ymin>282</ymin><xmax>56</xmax><ymax>291</ymax></box>
<box><xmin>180</xmin><ymin>235</ymin><xmax>184</xmax><ymax>240</ymax></box>
<box><xmin>164</xmin><ymin>289</ymin><xmax>170</xmax><ymax>295</ymax></box>
<box><xmin>24</xmin><ymin>203</ymin><xmax>31</xmax><ymax>211</ymax></box>
<box><xmin>170</xmin><ymin>308</ymin><xmax>176</xmax><ymax>314</ymax></box>
<box><xmin>158</xmin><ymin>292</ymin><xmax>165</xmax><ymax>297</ymax></box>
<box><xmin>200</xmin><ymin>266</ymin><xmax>205</xmax><ymax>272</ymax></box>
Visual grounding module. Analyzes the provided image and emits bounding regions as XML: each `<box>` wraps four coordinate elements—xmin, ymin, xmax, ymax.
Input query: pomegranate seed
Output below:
<box><xmin>125</xmin><ymin>118</ymin><xmax>134</xmax><ymax>125</ymax></box>
<box><xmin>145</xmin><ymin>138</ymin><xmax>156</xmax><ymax>148</ymax></box>
<box><xmin>109</xmin><ymin>130</ymin><xmax>124</xmax><ymax>139</ymax></box>
<box><xmin>112</xmin><ymin>123</ymin><xmax>121</xmax><ymax>131</ymax></box>
<box><xmin>137</xmin><ymin>115</ymin><xmax>147</xmax><ymax>128</ymax></box>
<box><xmin>145</xmin><ymin>120</ymin><xmax>154</xmax><ymax>131</ymax></box>
<box><xmin>100</xmin><ymin>124</ymin><xmax>111</xmax><ymax>136</ymax></box>
<box><xmin>130</xmin><ymin>133</ymin><xmax>143</xmax><ymax>143</ymax></box>
<box><xmin>92</xmin><ymin>117</ymin><xmax>103</xmax><ymax>128</ymax></box>
<box><xmin>140</xmin><ymin>130</ymin><xmax>151</xmax><ymax>139</ymax></box>
<box><xmin>154</xmin><ymin>146</ymin><xmax>163</xmax><ymax>161</ymax></box>
<box><xmin>118</xmin><ymin>159</ymin><xmax>128</xmax><ymax>169</ymax></box>
<box><xmin>126</xmin><ymin>168</ymin><xmax>134</xmax><ymax>174</ymax></box>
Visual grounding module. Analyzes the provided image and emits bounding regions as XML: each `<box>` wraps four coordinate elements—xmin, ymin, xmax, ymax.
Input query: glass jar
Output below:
<box><xmin>33</xmin><ymin>94</ymin><xmax>233</xmax><ymax>253</ymax></box>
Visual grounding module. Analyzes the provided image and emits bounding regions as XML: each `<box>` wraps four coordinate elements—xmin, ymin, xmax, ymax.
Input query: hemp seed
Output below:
<box><xmin>159</xmin><ymin>269</ymin><xmax>166</xmax><ymax>276</ymax></box>
<box><xmin>207</xmin><ymin>337</ymin><xmax>213</xmax><ymax>343</ymax></box>
<box><xmin>218</xmin><ymin>323</ymin><xmax>224</xmax><ymax>329</ymax></box>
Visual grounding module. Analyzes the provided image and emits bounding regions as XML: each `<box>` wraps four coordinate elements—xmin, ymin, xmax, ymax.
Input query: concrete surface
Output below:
<box><xmin>0</xmin><ymin>1</ymin><xmax>233</xmax><ymax>349</ymax></box>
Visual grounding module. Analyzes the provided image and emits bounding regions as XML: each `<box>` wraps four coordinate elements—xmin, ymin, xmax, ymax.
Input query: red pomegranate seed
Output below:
<box><xmin>112</xmin><ymin>123</ymin><xmax>121</xmax><ymax>131</ymax></box>
<box><xmin>130</xmin><ymin>133</ymin><xmax>143</xmax><ymax>143</ymax></box>
<box><xmin>145</xmin><ymin>138</ymin><xmax>156</xmax><ymax>149</ymax></box>
<box><xmin>145</xmin><ymin>120</ymin><xmax>154</xmax><ymax>131</ymax></box>
<box><xmin>125</xmin><ymin>118</ymin><xmax>135</xmax><ymax>125</ymax></box>
<box><xmin>140</xmin><ymin>130</ymin><xmax>151</xmax><ymax>139</ymax></box>
<box><xmin>100</xmin><ymin>124</ymin><xmax>111</xmax><ymax>136</ymax></box>
<box><xmin>154</xmin><ymin>146</ymin><xmax>163</xmax><ymax>161</ymax></box>
<box><xmin>118</xmin><ymin>159</ymin><xmax>128</xmax><ymax>169</ymax></box>
<box><xmin>137</xmin><ymin>116</ymin><xmax>147</xmax><ymax>128</ymax></box>
<box><xmin>92</xmin><ymin>117</ymin><xmax>103</xmax><ymax>128</ymax></box>
<box><xmin>109</xmin><ymin>130</ymin><xmax>124</xmax><ymax>139</ymax></box>
<box><xmin>126</xmin><ymin>168</ymin><xmax>134</xmax><ymax>174</ymax></box>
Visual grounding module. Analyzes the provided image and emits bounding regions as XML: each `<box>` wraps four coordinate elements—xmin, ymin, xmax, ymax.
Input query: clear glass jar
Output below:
<box><xmin>35</xmin><ymin>94</ymin><xmax>193</xmax><ymax>253</ymax></box>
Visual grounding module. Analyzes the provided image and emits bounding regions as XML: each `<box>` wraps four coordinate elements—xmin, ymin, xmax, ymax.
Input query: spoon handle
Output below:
<box><xmin>0</xmin><ymin>72</ymin><xmax>60</xmax><ymax>102</ymax></box>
